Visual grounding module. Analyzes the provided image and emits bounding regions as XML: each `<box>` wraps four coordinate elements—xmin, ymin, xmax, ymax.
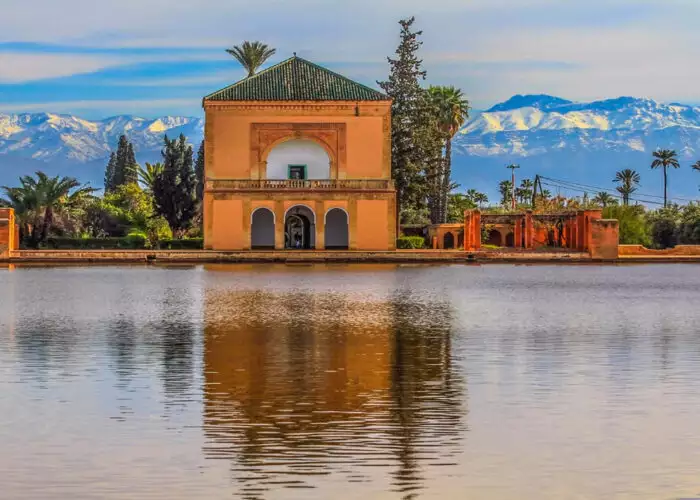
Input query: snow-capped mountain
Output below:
<box><xmin>0</xmin><ymin>113</ymin><xmax>203</xmax><ymax>186</ymax></box>
<box><xmin>453</xmin><ymin>95</ymin><xmax>700</xmax><ymax>198</ymax></box>
<box><xmin>1</xmin><ymin>95</ymin><xmax>699</xmax><ymax>199</ymax></box>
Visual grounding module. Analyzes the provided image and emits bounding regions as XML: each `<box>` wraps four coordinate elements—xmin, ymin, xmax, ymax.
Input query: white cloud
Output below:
<box><xmin>0</xmin><ymin>52</ymin><xmax>129</xmax><ymax>83</ymax></box>
<box><xmin>0</xmin><ymin>98</ymin><xmax>201</xmax><ymax>115</ymax></box>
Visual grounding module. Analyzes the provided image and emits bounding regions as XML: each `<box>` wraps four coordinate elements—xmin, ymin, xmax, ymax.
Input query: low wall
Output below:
<box><xmin>619</xmin><ymin>244</ymin><xmax>700</xmax><ymax>256</ymax></box>
<box><xmin>4</xmin><ymin>249</ymin><xmax>593</xmax><ymax>264</ymax></box>
<box><xmin>589</xmin><ymin>219</ymin><xmax>619</xmax><ymax>260</ymax></box>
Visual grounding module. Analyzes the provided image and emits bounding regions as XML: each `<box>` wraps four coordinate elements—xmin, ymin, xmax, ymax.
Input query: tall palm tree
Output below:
<box><xmin>428</xmin><ymin>85</ymin><xmax>470</xmax><ymax>222</ymax></box>
<box><xmin>614</xmin><ymin>169</ymin><xmax>641</xmax><ymax>206</ymax></box>
<box><xmin>498</xmin><ymin>180</ymin><xmax>513</xmax><ymax>207</ymax></box>
<box><xmin>138</xmin><ymin>162</ymin><xmax>163</xmax><ymax>192</ymax></box>
<box><xmin>226</xmin><ymin>41</ymin><xmax>276</xmax><ymax>77</ymax></box>
<box><xmin>651</xmin><ymin>149</ymin><xmax>680</xmax><ymax>207</ymax></box>
<box><xmin>592</xmin><ymin>191</ymin><xmax>618</xmax><ymax>208</ymax></box>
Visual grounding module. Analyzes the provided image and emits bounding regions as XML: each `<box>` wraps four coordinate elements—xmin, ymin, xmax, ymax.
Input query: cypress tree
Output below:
<box><xmin>104</xmin><ymin>152</ymin><xmax>117</xmax><ymax>193</ymax></box>
<box><xmin>124</xmin><ymin>142</ymin><xmax>139</xmax><ymax>185</ymax></box>
<box><xmin>114</xmin><ymin>135</ymin><xmax>130</xmax><ymax>187</ymax></box>
<box><xmin>152</xmin><ymin>134</ymin><xmax>197</xmax><ymax>237</ymax></box>
<box><xmin>378</xmin><ymin>17</ymin><xmax>430</xmax><ymax>223</ymax></box>
<box><xmin>195</xmin><ymin>140</ymin><xmax>205</xmax><ymax>203</ymax></box>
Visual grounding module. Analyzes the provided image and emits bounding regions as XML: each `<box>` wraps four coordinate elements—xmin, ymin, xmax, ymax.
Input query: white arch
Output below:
<box><xmin>266</xmin><ymin>140</ymin><xmax>331</xmax><ymax>180</ymax></box>
<box><xmin>251</xmin><ymin>206</ymin><xmax>276</xmax><ymax>224</ymax></box>
<box><xmin>324</xmin><ymin>207</ymin><xmax>350</xmax><ymax>224</ymax></box>
<box><xmin>284</xmin><ymin>204</ymin><xmax>316</xmax><ymax>223</ymax></box>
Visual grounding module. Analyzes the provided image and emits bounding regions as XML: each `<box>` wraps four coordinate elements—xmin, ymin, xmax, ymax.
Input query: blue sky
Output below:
<box><xmin>0</xmin><ymin>0</ymin><xmax>698</xmax><ymax>119</ymax></box>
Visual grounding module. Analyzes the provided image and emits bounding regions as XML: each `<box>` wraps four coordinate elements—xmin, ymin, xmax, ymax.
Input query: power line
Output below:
<box><xmin>539</xmin><ymin>175</ymin><xmax>698</xmax><ymax>204</ymax></box>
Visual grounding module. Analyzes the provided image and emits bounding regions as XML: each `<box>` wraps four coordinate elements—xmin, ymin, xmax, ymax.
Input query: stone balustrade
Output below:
<box><xmin>206</xmin><ymin>179</ymin><xmax>394</xmax><ymax>191</ymax></box>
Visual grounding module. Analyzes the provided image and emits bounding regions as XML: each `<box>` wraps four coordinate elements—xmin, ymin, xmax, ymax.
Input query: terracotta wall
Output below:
<box><xmin>619</xmin><ymin>244</ymin><xmax>700</xmax><ymax>256</ymax></box>
<box><xmin>589</xmin><ymin>219</ymin><xmax>619</xmax><ymax>259</ymax></box>
<box><xmin>0</xmin><ymin>208</ymin><xmax>18</xmax><ymax>256</ymax></box>
<box><xmin>205</xmin><ymin>194</ymin><xmax>395</xmax><ymax>251</ymax></box>
<box><xmin>205</xmin><ymin>102</ymin><xmax>390</xmax><ymax>180</ymax></box>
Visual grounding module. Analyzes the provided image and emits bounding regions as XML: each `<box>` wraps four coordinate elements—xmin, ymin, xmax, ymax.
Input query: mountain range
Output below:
<box><xmin>1</xmin><ymin>95</ymin><xmax>699</xmax><ymax>201</ymax></box>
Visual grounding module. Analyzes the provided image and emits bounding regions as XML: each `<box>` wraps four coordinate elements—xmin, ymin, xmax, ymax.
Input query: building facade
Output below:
<box><xmin>202</xmin><ymin>56</ymin><xmax>397</xmax><ymax>251</ymax></box>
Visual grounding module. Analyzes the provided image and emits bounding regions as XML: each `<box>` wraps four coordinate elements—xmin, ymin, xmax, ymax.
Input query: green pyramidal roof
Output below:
<box><xmin>204</xmin><ymin>56</ymin><xmax>390</xmax><ymax>102</ymax></box>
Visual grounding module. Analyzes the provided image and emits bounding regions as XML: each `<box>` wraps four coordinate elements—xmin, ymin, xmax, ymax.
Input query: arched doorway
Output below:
<box><xmin>487</xmin><ymin>229</ymin><xmax>502</xmax><ymax>246</ymax></box>
<box><xmin>444</xmin><ymin>232</ymin><xmax>455</xmax><ymax>249</ymax></box>
<box><xmin>251</xmin><ymin>208</ymin><xmax>275</xmax><ymax>249</ymax></box>
<box><xmin>285</xmin><ymin>205</ymin><xmax>316</xmax><ymax>249</ymax></box>
<box><xmin>505</xmin><ymin>232</ymin><xmax>515</xmax><ymax>247</ymax></box>
<box><xmin>457</xmin><ymin>231</ymin><xmax>464</xmax><ymax>249</ymax></box>
<box><xmin>325</xmin><ymin>208</ymin><xmax>349</xmax><ymax>249</ymax></box>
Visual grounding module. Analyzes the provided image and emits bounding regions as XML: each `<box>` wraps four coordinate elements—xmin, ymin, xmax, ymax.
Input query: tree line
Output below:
<box><xmin>0</xmin><ymin>134</ymin><xmax>205</xmax><ymax>248</ymax></box>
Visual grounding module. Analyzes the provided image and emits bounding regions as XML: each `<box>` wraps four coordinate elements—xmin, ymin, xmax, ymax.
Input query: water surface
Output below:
<box><xmin>1</xmin><ymin>263</ymin><xmax>700</xmax><ymax>499</ymax></box>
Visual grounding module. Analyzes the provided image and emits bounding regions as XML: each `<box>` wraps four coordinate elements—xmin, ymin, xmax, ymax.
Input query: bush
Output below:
<box><xmin>46</xmin><ymin>236</ymin><xmax>148</xmax><ymax>249</ymax></box>
<box><xmin>603</xmin><ymin>205</ymin><xmax>651</xmax><ymax>246</ymax></box>
<box><xmin>157</xmin><ymin>238</ymin><xmax>203</xmax><ymax>250</ymax></box>
<box><xmin>397</xmin><ymin>235</ymin><xmax>426</xmax><ymax>249</ymax></box>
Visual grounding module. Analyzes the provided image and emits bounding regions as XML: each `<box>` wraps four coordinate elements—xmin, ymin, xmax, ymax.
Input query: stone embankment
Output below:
<box><xmin>2</xmin><ymin>249</ymin><xmax>596</xmax><ymax>264</ymax></box>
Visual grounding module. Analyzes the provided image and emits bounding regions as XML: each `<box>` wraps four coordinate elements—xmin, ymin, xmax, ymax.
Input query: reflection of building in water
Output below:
<box><xmin>202</xmin><ymin>286</ymin><xmax>465</xmax><ymax>496</ymax></box>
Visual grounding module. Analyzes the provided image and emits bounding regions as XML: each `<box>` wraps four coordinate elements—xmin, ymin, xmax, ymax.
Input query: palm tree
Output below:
<box><xmin>226</xmin><ymin>41</ymin><xmax>276</xmax><ymax>77</ymax></box>
<box><xmin>592</xmin><ymin>191</ymin><xmax>618</xmax><ymax>208</ymax></box>
<box><xmin>474</xmin><ymin>192</ymin><xmax>488</xmax><ymax>209</ymax></box>
<box><xmin>651</xmin><ymin>149</ymin><xmax>680</xmax><ymax>207</ymax></box>
<box><xmin>498</xmin><ymin>180</ymin><xmax>513</xmax><ymax>207</ymax></box>
<box><xmin>428</xmin><ymin>85</ymin><xmax>470</xmax><ymax>222</ymax></box>
<box><xmin>693</xmin><ymin>161</ymin><xmax>700</xmax><ymax>194</ymax></box>
<box><xmin>138</xmin><ymin>162</ymin><xmax>163</xmax><ymax>192</ymax></box>
<box><xmin>614</xmin><ymin>169</ymin><xmax>641</xmax><ymax>206</ymax></box>
<box><xmin>1</xmin><ymin>171</ymin><xmax>95</xmax><ymax>247</ymax></box>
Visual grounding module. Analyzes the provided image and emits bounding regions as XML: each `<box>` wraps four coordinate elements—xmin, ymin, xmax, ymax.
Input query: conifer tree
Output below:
<box><xmin>195</xmin><ymin>140</ymin><xmax>205</xmax><ymax>203</ymax></box>
<box><xmin>378</xmin><ymin>17</ymin><xmax>430</xmax><ymax>223</ymax></box>
<box><xmin>124</xmin><ymin>142</ymin><xmax>138</xmax><ymax>185</ymax></box>
<box><xmin>104</xmin><ymin>152</ymin><xmax>117</xmax><ymax>193</ymax></box>
<box><xmin>152</xmin><ymin>134</ymin><xmax>197</xmax><ymax>237</ymax></box>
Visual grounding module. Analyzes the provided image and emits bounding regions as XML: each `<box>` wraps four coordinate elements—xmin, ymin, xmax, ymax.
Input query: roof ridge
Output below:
<box><xmin>204</xmin><ymin>56</ymin><xmax>391</xmax><ymax>102</ymax></box>
<box><xmin>291</xmin><ymin>56</ymin><xmax>389</xmax><ymax>99</ymax></box>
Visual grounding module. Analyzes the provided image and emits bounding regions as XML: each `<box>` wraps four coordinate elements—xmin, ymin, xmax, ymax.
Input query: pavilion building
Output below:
<box><xmin>202</xmin><ymin>56</ymin><xmax>396</xmax><ymax>251</ymax></box>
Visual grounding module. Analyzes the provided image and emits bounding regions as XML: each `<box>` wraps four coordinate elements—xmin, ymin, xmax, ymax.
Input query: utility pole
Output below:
<box><xmin>507</xmin><ymin>164</ymin><xmax>520</xmax><ymax>211</ymax></box>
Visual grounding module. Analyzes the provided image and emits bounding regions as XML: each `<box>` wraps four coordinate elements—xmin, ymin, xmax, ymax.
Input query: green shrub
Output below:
<box><xmin>157</xmin><ymin>238</ymin><xmax>204</xmax><ymax>250</ymax></box>
<box><xmin>603</xmin><ymin>205</ymin><xmax>651</xmax><ymax>246</ymax></box>
<box><xmin>46</xmin><ymin>236</ymin><xmax>148</xmax><ymax>249</ymax></box>
<box><xmin>397</xmin><ymin>235</ymin><xmax>426</xmax><ymax>249</ymax></box>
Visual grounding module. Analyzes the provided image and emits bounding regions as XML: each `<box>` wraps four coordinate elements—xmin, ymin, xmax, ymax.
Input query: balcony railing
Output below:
<box><xmin>207</xmin><ymin>179</ymin><xmax>394</xmax><ymax>191</ymax></box>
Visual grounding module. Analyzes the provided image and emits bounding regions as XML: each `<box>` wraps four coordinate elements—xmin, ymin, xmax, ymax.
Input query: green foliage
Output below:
<box><xmin>427</xmin><ymin>85</ymin><xmax>470</xmax><ymax>223</ymax></box>
<box><xmin>592</xmin><ymin>191</ymin><xmax>618</xmax><ymax>208</ymax></box>
<box><xmin>397</xmin><ymin>235</ymin><xmax>426</xmax><ymax>249</ymax></box>
<box><xmin>1</xmin><ymin>171</ymin><xmax>97</xmax><ymax>248</ymax></box>
<box><xmin>447</xmin><ymin>193</ymin><xmax>476</xmax><ymax>223</ymax></box>
<box><xmin>195</xmin><ymin>140</ymin><xmax>205</xmax><ymax>203</ymax></box>
<box><xmin>498</xmin><ymin>179</ymin><xmax>513</xmax><ymax>207</ymax></box>
<box><xmin>138</xmin><ymin>162</ymin><xmax>163</xmax><ymax>192</ymax></box>
<box><xmin>152</xmin><ymin>134</ymin><xmax>198</xmax><ymax>237</ymax></box>
<box><xmin>614</xmin><ymin>169</ymin><xmax>640</xmax><ymax>205</ymax></box>
<box><xmin>226</xmin><ymin>41</ymin><xmax>276</xmax><ymax>77</ymax></box>
<box><xmin>602</xmin><ymin>205</ymin><xmax>650</xmax><ymax>246</ymax></box>
<box><xmin>105</xmin><ymin>135</ymin><xmax>139</xmax><ymax>193</ymax></box>
<box><xmin>678</xmin><ymin>203</ymin><xmax>700</xmax><ymax>244</ymax></box>
<box><xmin>46</xmin><ymin>236</ymin><xmax>148</xmax><ymax>249</ymax></box>
<box><xmin>157</xmin><ymin>238</ymin><xmax>204</xmax><ymax>250</ymax></box>
<box><xmin>650</xmin><ymin>149</ymin><xmax>680</xmax><ymax>207</ymax></box>
<box><xmin>378</xmin><ymin>17</ymin><xmax>431</xmax><ymax>223</ymax></box>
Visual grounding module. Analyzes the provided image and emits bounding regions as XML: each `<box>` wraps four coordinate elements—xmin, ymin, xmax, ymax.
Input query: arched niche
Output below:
<box><xmin>324</xmin><ymin>208</ymin><xmax>349</xmax><ymax>249</ymax></box>
<box><xmin>266</xmin><ymin>139</ymin><xmax>332</xmax><ymax>180</ymax></box>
